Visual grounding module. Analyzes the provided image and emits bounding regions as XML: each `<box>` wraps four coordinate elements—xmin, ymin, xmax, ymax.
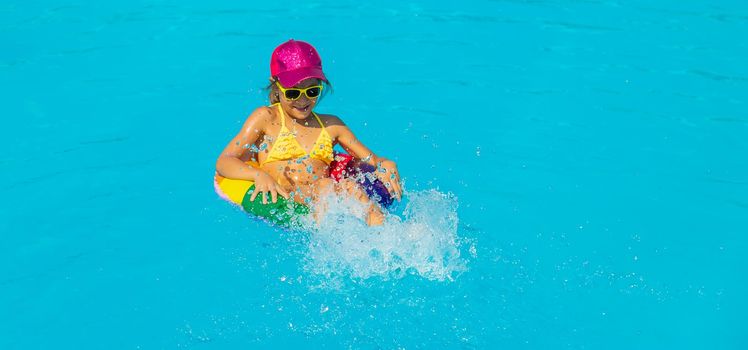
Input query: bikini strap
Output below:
<box><xmin>312</xmin><ymin>112</ymin><xmax>325</xmax><ymax>129</ymax></box>
<box><xmin>276</xmin><ymin>104</ymin><xmax>286</xmax><ymax>128</ymax></box>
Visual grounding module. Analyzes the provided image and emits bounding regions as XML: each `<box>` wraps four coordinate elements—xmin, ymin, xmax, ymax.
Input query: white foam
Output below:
<box><xmin>301</xmin><ymin>189</ymin><xmax>468</xmax><ymax>282</ymax></box>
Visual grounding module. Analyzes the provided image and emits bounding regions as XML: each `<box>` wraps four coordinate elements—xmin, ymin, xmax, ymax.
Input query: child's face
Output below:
<box><xmin>279</xmin><ymin>78</ymin><xmax>321</xmax><ymax>120</ymax></box>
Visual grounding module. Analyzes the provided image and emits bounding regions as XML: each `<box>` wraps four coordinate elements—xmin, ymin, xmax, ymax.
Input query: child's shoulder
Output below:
<box><xmin>245</xmin><ymin>105</ymin><xmax>275</xmax><ymax>123</ymax></box>
<box><xmin>251</xmin><ymin>105</ymin><xmax>275</xmax><ymax>118</ymax></box>
<box><xmin>236</xmin><ymin>106</ymin><xmax>275</xmax><ymax>132</ymax></box>
<box><xmin>317</xmin><ymin>113</ymin><xmax>346</xmax><ymax>127</ymax></box>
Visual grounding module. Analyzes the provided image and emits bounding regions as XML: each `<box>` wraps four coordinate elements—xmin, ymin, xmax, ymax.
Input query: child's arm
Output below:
<box><xmin>333</xmin><ymin>119</ymin><xmax>402</xmax><ymax>200</ymax></box>
<box><xmin>216</xmin><ymin>107</ymin><xmax>288</xmax><ymax>203</ymax></box>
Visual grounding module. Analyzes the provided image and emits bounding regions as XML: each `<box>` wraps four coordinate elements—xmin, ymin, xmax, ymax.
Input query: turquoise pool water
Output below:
<box><xmin>2</xmin><ymin>1</ymin><xmax>746</xmax><ymax>348</ymax></box>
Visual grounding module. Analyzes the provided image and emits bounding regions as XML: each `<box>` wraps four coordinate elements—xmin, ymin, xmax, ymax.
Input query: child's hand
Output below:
<box><xmin>376</xmin><ymin>159</ymin><xmax>402</xmax><ymax>200</ymax></box>
<box><xmin>250</xmin><ymin>170</ymin><xmax>289</xmax><ymax>204</ymax></box>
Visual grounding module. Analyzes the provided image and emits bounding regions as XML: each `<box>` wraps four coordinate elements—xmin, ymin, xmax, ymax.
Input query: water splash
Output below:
<box><xmin>301</xmin><ymin>189</ymin><xmax>467</xmax><ymax>283</ymax></box>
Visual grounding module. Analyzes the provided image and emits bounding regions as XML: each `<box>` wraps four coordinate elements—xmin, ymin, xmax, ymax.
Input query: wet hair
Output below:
<box><xmin>266</xmin><ymin>77</ymin><xmax>333</xmax><ymax>104</ymax></box>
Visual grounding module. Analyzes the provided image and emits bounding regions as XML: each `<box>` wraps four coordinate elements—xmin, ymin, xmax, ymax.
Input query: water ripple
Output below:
<box><xmin>708</xmin><ymin>116</ymin><xmax>747</xmax><ymax>124</ymax></box>
<box><xmin>688</xmin><ymin>69</ymin><xmax>748</xmax><ymax>83</ymax></box>
<box><xmin>213</xmin><ymin>31</ymin><xmax>275</xmax><ymax>38</ymax></box>
<box><xmin>540</xmin><ymin>20</ymin><xmax>621</xmax><ymax>32</ymax></box>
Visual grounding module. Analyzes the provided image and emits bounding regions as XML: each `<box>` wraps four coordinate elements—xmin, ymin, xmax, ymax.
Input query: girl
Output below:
<box><xmin>215</xmin><ymin>39</ymin><xmax>401</xmax><ymax>226</ymax></box>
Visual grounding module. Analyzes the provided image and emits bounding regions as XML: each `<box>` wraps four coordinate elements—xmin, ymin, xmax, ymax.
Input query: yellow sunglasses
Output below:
<box><xmin>277</xmin><ymin>83</ymin><xmax>323</xmax><ymax>100</ymax></box>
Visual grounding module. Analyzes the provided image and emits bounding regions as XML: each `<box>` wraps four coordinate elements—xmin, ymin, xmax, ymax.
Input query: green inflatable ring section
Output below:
<box><xmin>240</xmin><ymin>185</ymin><xmax>310</xmax><ymax>227</ymax></box>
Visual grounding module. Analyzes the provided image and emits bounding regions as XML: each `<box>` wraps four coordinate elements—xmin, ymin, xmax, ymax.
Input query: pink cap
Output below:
<box><xmin>270</xmin><ymin>39</ymin><xmax>328</xmax><ymax>88</ymax></box>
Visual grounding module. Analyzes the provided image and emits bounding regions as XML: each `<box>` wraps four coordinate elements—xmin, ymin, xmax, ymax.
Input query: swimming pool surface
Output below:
<box><xmin>2</xmin><ymin>1</ymin><xmax>746</xmax><ymax>348</ymax></box>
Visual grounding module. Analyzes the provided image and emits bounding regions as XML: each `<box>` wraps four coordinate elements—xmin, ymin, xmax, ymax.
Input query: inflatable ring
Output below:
<box><xmin>214</xmin><ymin>153</ymin><xmax>393</xmax><ymax>227</ymax></box>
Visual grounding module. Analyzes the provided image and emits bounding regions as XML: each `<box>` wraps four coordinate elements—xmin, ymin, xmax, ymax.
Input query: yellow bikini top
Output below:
<box><xmin>261</xmin><ymin>104</ymin><xmax>334</xmax><ymax>165</ymax></box>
